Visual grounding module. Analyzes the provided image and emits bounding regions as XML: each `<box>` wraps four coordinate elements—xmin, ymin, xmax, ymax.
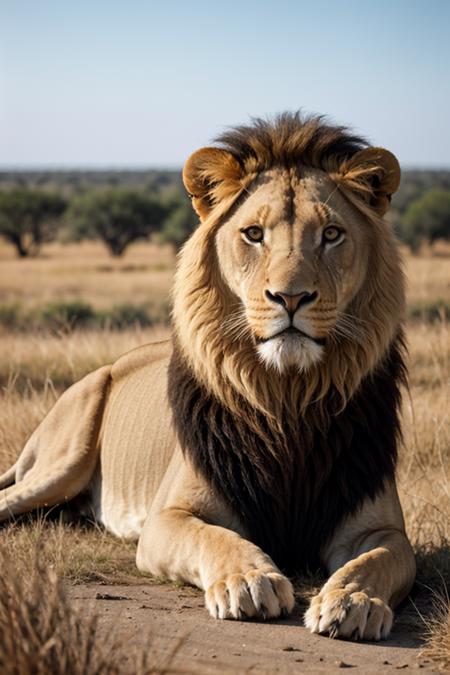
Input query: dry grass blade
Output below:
<box><xmin>0</xmin><ymin>546</ymin><xmax>119</xmax><ymax>674</ymax></box>
<box><xmin>0</xmin><ymin>542</ymin><xmax>173</xmax><ymax>675</ymax></box>
<box><xmin>421</xmin><ymin>594</ymin><xmax>450</xmax><ymax>671</ymax></box>
<box><xmin>0</xmin><ymin>518</ymin><xmax>149</xmax><ymax>585</ymax></box>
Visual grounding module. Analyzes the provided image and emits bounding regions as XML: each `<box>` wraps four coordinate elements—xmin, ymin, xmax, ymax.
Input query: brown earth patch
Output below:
<box><xmin>67</xmin><ymin>583</ymin><xmax>439</xmax><ymax>674</ymax></box>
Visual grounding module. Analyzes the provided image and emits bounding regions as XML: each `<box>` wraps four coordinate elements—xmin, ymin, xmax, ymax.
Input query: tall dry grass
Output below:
<box><xmin>0</xmin><ymin>540</ymin><xmax>166</xmax><ymax>675</ymax></box>
<box><xmin>0</xmin><ymin>327</ymin><xmax>169</xmax><ymax>391</ymax></box>
<box><xmin>421</xmin><ymin>595</ymin><xmax>450</xmax><ymax>670</ymax></box>
<box><xmin>0</xmin><ymin>518</ymin><xmax>145</xmax><ymax>584</ymax></box>
<box><xmin>400</xmin><ymin>320</ymin><xmax>450</xmax><ymax>547</ymax></box>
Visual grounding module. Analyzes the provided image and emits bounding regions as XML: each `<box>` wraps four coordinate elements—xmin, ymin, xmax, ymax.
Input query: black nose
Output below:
<box><xmin>265</xmin><ymin>290</ymin><xmax>318</xmax><ymax>315</ymax></box>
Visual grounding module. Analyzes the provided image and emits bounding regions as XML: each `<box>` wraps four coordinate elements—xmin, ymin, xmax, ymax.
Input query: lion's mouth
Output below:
<box><xmin>255</xmin><ymin>326</ymin><xmax>326</xmax><ymax>347</ymax></box>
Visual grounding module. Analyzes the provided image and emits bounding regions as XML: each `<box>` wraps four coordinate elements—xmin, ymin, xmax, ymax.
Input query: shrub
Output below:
<box><xmin>398</xmin><ymin>189</ymin><xmax>450</xmax><ymax>251</ymax></box>
<box><xmin>0</xmin><ymin>304</ymin><xmax>22</xmax><ymax>330</ymax></box>
<box><xmin>408</xmin><ymin>299</ymin><xmax>450</xmax><ymax>323</ymax></box>
<box><xmin>103</xmin><ymin>304</ymin><xmax>154</xmax><ymax>329</ymax></box>
<box><xmin>158</xmin><ymin>192</ymin><xmax>198</xmax><ymax>250</ymax></box>
<box><xmin>37</xmin><ymin>301</ymin><xmax>96</xmax><ymax>331</ymax></box>
<box><xmin>0</xmin><ymin>301</ymin><xmax>171</xmax><ymax>332</ymax></box>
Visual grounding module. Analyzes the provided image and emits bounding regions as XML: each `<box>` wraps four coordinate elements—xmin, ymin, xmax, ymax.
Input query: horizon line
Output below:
<box><xmin>1</xmin><ymin>164</ymin><xmax>450</xmax><ymax>173</ymax></box>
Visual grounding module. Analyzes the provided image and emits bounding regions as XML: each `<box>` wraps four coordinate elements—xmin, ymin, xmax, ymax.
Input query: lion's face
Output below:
<box><xmin>177</xmin><ymin>115</ymin><xmax>403</xmax><ymax>412</ymax></box>
<box><xmin>215</xmin><ymin>167</ymin><xmax>370</xmax><ymax>372</ymax></box>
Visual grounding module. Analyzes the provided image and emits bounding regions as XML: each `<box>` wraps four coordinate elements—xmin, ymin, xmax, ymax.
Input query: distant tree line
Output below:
<box><xmin>0</xmin><ymin>178</ymin><xmax>197</xmax><ymax>257</ymax></box>
<box><xmin>390</xmin><ymin>170</ymin><xmax>450</xmax><ymax>250</ymax></box>
<box><xmin>0</xmin><ymin>169</ymin><xmax>449</xmax><ymax>257</ymax></box>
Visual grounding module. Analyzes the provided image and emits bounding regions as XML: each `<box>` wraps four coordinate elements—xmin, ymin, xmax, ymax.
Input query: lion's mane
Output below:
<box><xmin>169</xmin><ymin>112</ymin><xmax>406</xmax><ymax>572</ymax></box>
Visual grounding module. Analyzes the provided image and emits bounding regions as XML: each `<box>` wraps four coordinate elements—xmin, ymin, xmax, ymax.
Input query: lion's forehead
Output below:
<box><xmin>236</xmin><ymin>166</ymin><xmax>345</xmax><ymax>236</ymax></box>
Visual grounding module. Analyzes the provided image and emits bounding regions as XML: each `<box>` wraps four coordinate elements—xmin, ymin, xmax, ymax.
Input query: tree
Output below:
<box><xmin>158</xmin><ymin>191</ymin><xmax>198</xmax><ymax>249</ymax></box>
<box><xmin>398</xmin><ymin>188</ymin><xmax>450</xmax><ymax>251</ymax></box>
<box><xmin>0</xmin><ymin>189</ymin><xmax>67</xmax><ymax>257</ymax></box>
<box><xmin>68</xmin><ymin>189</ymin><xmax>168</xmax><ymax>256</ymax></box>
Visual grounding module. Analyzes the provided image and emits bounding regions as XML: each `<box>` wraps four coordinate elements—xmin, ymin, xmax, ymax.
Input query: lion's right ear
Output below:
<box><xmin>337</xmin><ymin>147</ymin><xmax>401</xmax><ymax>216</ymax></box>
<box><xmin>183</xmin><ymin>147</ymin><xmax>243</xmax><ymax>221</ymax></box>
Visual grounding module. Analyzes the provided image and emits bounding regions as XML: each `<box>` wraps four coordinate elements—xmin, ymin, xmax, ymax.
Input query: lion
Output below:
<box><xmin>0</xmin><ymin>112</ymin><xmax>415</xmax><ymax>641</ymax></box>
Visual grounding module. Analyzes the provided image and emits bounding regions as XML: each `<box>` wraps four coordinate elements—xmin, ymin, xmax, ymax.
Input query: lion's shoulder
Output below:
<box><xmin>111</xmin><ymin>339</ymin><xmax>173</xmax><ymax>383</ymax></box>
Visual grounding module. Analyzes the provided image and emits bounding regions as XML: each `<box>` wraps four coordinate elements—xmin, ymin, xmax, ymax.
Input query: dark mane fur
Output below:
<box><xmin>215</xmin><ymin>111</ymin><xmax>368</xmax><ymax>173</ymax></box>
<box><xmin>168</xmin><ymin>334</ymin><xmax>407</xmax><ymax>574</ymax></box>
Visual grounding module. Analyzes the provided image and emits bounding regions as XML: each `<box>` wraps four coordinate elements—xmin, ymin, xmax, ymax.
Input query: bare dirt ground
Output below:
<box><xmin>68</xmin><ymin>583</ymin><xmax>439</xmax><ymax>674</ymax></box>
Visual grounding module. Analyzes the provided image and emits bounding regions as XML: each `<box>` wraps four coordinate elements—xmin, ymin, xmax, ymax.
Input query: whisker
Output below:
<box><xmin>337</xmin><ymin>319</ymin><xmax>369</xmax><ymax>341</ymax></box>
<box><xmin>221</xmin><ymin>305</ymin><xmax>252</xmax><ymax>342</ymax></box>
<box><xmin>330</xmin><ymin>326</ymin><xmax>365</xmax><ymax>346</ymax></box>
<box><xmin>322</xmin><ymin>185</ymin><xmax>339</xmax><ymax>207</ymax></box>
<box><xmin>329</xmin><ymin>309</ymin><xmax>372</xmax><ymax>346</ymax></box>
<box><xmin>338</xmin><ymin>311</ymin><xmax>372</xmax><ymax>327</ymax></box>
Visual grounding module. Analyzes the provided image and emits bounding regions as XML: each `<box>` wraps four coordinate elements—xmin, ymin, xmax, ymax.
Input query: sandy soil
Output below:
<box><xmin>67</xmin><ymin>583</ymin><xmax>439</xmax><ymax>674</ymax></box>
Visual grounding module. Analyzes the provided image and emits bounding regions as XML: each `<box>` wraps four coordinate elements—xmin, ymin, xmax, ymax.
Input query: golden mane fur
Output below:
<box><xmin>173</xmin><ymin>112</ymin><xmax>405</xmax><ymax>426</ymax></box>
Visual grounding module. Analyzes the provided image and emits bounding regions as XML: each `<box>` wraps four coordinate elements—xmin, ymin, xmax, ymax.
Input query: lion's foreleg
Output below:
<box><xmin>305</xmin><ymin>484</ymin><xmax>415</xmax><ymax>641</ymax></box>
<box><xmin>136</xmin><ymin>455</ymin><xmax>294</xmax><ymax>620</ymax></box>
<box><xmin>305</xmin><ymin>530</ymin><xmax>415</xmax><ymax>640</ymax></box>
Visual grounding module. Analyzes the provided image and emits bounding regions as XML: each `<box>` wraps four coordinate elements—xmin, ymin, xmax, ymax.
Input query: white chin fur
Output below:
<box><xmin>257</xmin><ymin>335</ymin><xmax>323</xmax><ymax>373</ymax></box>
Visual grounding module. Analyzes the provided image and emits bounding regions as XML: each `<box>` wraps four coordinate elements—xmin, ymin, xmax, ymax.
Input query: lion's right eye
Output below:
<box><xmin>322</xmin><ymin>225</ymin><xmax>344</xmax><ymax>246</ymax></box>
<box><xmin>242</xmin><ymin>226</ymin><xmax>264</xmax><ymax>244</ymax></box>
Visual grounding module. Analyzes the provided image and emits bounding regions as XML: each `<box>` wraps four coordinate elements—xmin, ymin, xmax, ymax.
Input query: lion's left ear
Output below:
<box><xmin>183</xmin><ymin>147</ymin><xmax>243</xmax><ymax>221</ymax></box>
<box><xmin>338</xmin><ymin>147</ymin><xmax>401</xmax><ymax>215</ymax></box>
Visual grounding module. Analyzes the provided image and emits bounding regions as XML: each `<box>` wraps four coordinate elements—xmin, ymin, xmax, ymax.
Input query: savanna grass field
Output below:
<box><xmin>0</xmin><ymin>239</ymin><xmax>449</xmax><ymax>670</ymax></box>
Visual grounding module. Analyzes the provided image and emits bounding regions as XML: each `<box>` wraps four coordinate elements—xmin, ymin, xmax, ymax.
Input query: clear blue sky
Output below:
<box><xmin>1</xmin><ymin>0</ymin><xmax>449</xmax><ymax>168</ymax></box>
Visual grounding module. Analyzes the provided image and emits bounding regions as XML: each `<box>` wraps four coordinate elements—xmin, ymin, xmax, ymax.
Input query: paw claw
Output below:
<box><xmin>305</xmin><ymin>589</ymin><xmax>392</xmax><ymax>641</ymax></box>
<box><xmin>205</xmin><ymin>569</ymin><xmax>294</xmax><ymax>621</ymax></box>
<box><xmin>329</xmin><ymin>621</ymin><xmax>339</xmax><ymax>639</ymax></box>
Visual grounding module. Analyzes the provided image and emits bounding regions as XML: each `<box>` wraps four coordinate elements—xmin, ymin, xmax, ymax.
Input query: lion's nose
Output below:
<box><xmin>265</xmin><ymin>290</ymin><xmax>318</xmax><ymax>315</ymax></box>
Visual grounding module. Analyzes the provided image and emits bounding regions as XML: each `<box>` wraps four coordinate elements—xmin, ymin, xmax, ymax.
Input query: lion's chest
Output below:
<box><xmin>168</xmin><ymin>343</ymin><xmax>403</xmax><ymax>573</ymax></box>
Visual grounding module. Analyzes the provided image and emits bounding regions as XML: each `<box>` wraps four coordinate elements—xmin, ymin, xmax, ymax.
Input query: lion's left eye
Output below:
<box><xmin>242</xmin><ymin>226</ymin><xmax>264</xmax><ymax>243</ymax></box>
<box><xmin>322</xmin><ymin>226</ymin><xmax>342</xmax><ymax>244</ymax></box>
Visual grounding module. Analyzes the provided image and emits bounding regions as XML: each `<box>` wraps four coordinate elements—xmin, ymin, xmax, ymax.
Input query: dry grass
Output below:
<box><xmin>399</xmin><ymin>320</ymin><xmax>450</xmax><ymax>548</ymax></box>
<box><xmin>0</xmin><ymin>518</ymin><xmax>146</xmax><ymax>585</ymax></box>
<box><xmin>0</xmin><ymin>241</ymin><xmax>449</xmax><ymax>666</ymax></box>
<box><xmin>421</xmin><ymin>596</ymin><xmax>450</xmax><ymax>670</ymax></box>
<box><xmin>0</xmin><ymin>540</ymin><xmax>164</xmax><ymax>674</ymax></box>
<box><xmin>404</xmin><ymin>245</ymin><xmax>450</xmax><ymax>307</ymax></box>
<box><xmin>0</xmin><ymin>326</ymin><xmax>169</xmax><ymax>391</ymax></box>
<box><xmin>0</xmin><ymin>240</ymin><xmax>174</xmax><ymax>311</ymax></box>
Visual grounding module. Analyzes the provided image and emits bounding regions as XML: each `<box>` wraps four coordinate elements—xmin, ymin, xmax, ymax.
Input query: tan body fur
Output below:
<box><xmin>0</xmin><ymin>113</ymin><xmax>416</xmax><ymax>641</ymax></box>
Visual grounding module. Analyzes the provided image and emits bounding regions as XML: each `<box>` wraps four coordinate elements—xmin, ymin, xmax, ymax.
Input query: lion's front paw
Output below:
<box><xmin>205</xmin><ymin>570</ymin><xmax>295</xmax><ymax>620</ymax></box>
<box><xmin>304</xmin><ymin>589</ymin><xmax>393</xmax><ymax>641</ymax></box>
